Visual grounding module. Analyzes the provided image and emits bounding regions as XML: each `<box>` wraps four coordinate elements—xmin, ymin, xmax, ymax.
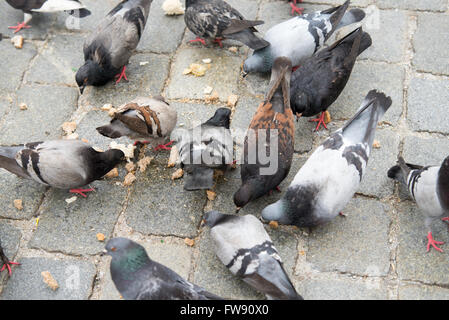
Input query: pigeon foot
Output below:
<box><xmin>8</xmin><ymin>21</ymin><xmax>31</xmax><ymax>33</ymax></box>
<box><xmin>309</xmin><ymin>111</ymin><xmax>328</xmax><ymax>131</ymax></box>
<box><xmin>189</xmin><ymin>37</ymin><xmax>206</xmax><ymax>46</ymax></box>
<box><xmin>115</xmin><ymin>66</ymin><xmax>128</xmax><ymax>84</ymax></box>
<box><xmin>154</xmin><ymin>140</ymin><xmax>174</xmax><ymax>151</ymax></box>
<box><xmin>213</xmin><ymin>38</ymin><xmax>224</xmax><ymax>47</ymax></box>
<box><xmin>70</xmin><ymin>188</ymin><xmax>95</xmax><ymax>198</ymax></box>
<box><xmin>426</xmin><ymin>232</ymin><xmax>444</xmax><ymax>253</ymax></box>
<box><xmin>290</xmin><ymin>0</ymin><xmax>304</xmax><ymax>15</ymax></box>
<box><xmin>0</xmin><ymin>261</ymin><xmax>20</xmax><ymax>276</ymax></box>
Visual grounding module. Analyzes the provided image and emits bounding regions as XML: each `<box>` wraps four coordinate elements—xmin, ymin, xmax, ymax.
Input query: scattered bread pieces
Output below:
<box><xmin>299</xmin><ymin>250</ymin><xmax>305</xmax><ymax>256</ymax></box>
<box><xmin>184</xmin><ymin>238</ymin><xmax>195</xmax><ymax>247</ymax></box>
<box><xmin>162</xmin><ymin>0</ymin><xmax>185</xmax><ymax>15</ymax></box>
<box><xmin>13</xmin><ymin>199</ymin><xmax>23</xmax><ymax>210</ymax></box>
<box><xmin>184</xmin><ymin>63</ymin><xmax>207</xmax><ymax>77</ymax></box>
<box><xmin>65</xmin><ymin>133</ymin><xmax>79</xmax><ymax>140</ymax></box>
<box><xmin>228</xmin><ymin>46</ymin><xmax>238</xmax><ymax>53</ymax></box>
<box><xmin>203</xmin><ymin>86</ymin><xmax>213</xmax><ymax>95</ymax></box>
<box><xmin>373</xmin><ymin>140</ymin><xmax>381</xmax><ymax>149</ymax></box>
<box><xmin>227</xmin><ymin>94</ymin><xmax>239</xmax><ymax>108</ymax></box>
<box><xmin>96</xmin><ymin>233</ymin><xmax>105</xmax><ymax>242</ymax></box>
<box><xmin>323</xmin><ymin>111</ymin><xmax>331</xmax><ymax>124</ymax></box>
<box><xmin>171</xmin><ymin>168</ymin><xmax>184</xmax><ymax>180</ymax></box>
<box><xmin>167</xmin><ymin>145</ymin><xmax>179</xmax><ymax>168</ymax></box>
<box><xmin>65</xmin><ymin>196</ymin><xmax>77</xmax><ymax>204</ymax></box>
<box><xmin>268</xmin><ymin>221</ymin><xmax>279</xmax><ymax>229</ymax></box>
<box><xmin>206</xmin><ymin>190</ymin><xmax>216</xmax><ymax>201</ymax></box>
<box><xmin>41</xmin><ymin>271</ymin><xmax>59</xmax><ymax>291</ymax></box>
<box><xmin>125</xmin><ymin>162</ymin><xmax>136</xmax><ymax>173</ymax></box>
<box><xmin>19</xmin><ymin>103</ymin><xmax>28</xmax><ymax>110</ymax></box>
<box><xmin>110</xmin><ymin>142</ymin><xmax>135</xmax><ymax>160</ymax></box>
<box><xmin>202</xmin><ymin>58</ymin><xmax>212</xmax><ymax>64</ymax></box>
<box><xmin>137</xmin><ymin>156</ymin><xmax>153</xmax><ymax>173</ymax></box>
<box><xmin>11</xmin><ymin>35</ymin><xmax>24</xmax><ymax>49</ymax></box>
<box><xmin>123</xmin><ymin>172</ymin><xmax>136</xmax><ymax>186</ymax></box>
<box><xmin>139</xmin><ymin>61</ymin><xmax>149</xmax><ymax>66</ymax></box>
<box><xmin>101</xmin><ymin>103</ymin><xmax>113</xmax><ymax>111</ymax></box>
<box><xmin>81</xmin><ymin>138</ymin><xmax>89</xmax><ymax>144</ymax></box>
<box><xmin>204</xmin><ymin>91</ymin><xmax>219</xmax><ymax>104</ymax></box>
<box><xmin>62</xmin><ymin>121</ymin><xmax>77</xmax><ymax>135</ymax></box>
<box><xmin>105</xmin><ymin>167</ymin><xmax>119</xmax><ymax>179</ymax></box>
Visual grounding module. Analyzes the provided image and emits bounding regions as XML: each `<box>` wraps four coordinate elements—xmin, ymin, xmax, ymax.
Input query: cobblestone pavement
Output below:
<box><xmin>0</xmin><ymin>0</ymin><xmax>448</xmax><ymax>300</ymax></box>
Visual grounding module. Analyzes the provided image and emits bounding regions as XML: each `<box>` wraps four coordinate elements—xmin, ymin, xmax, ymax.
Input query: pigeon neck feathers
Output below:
<box><xmin>84</xmin><ymin>148</ymin><xmax>123</xmax><ymax>181</ymax></box>
<box><xmin>204</xmin><ymin>108</ymin><xmax>231</xmax><ymax>129</ymax></box>
<box><xmin>437</xmin><ymin>156</ymin><xmax>449</xmax><ymax>210</ymax></box>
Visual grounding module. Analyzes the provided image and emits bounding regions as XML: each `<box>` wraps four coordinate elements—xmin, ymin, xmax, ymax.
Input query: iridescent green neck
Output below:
<box><xmin>112</xmin><ymin>247</ymin><xmax>149</xmax><ymax>278</ymax></box>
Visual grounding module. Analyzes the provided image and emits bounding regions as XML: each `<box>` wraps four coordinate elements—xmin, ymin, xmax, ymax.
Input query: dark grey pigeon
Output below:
<box><xmin>0</xmin><ymin>239</ymin><xmax>20</xmax><ymax>276</ymax></box>
<box><xmin>243</xmin><ymin>0</ymin><xmax>366</xmax><ymax>74</ymax></box>
<box><xmin>105</xmin><ymin>237</ymin><xmax>223</xmax><ymax>300</ymax></box>
<box><xmin>203</xmin><ymin>211</ymin><xmax>303</xmax><ymax>300</ymax></box>
<box><xmin>262</xmin><ymin>90</ymin><xmax>391</xmax><ymax>227</ymax></box>
<box><xmin>173</xmin><ymin>108</ymin><xmax>233</xmax><ymax>191</ymax></box>
<box><xmin>290</xmin><ymin>27</ymin><xmax>372</xmax><ymax>131</ymax></box>
<box><xmin>388</xmin><ymin>156</ymin><xmax>449</xmax><ymax>253</ymax></box>
<box><xmin>6</xmin><ymin>0</ymin><xmax>91</xmax><ymax>33</ymax></box>
<box><xmin>0</xmin><ymin>140</ymin><xmax>124</xmax><ymax>197</ymax></box>
<box><xmin>75</xmin><ymin>0</ymin><xmax>152</xmax><ymax>93</ymax></box>
<box><xmin>184</xmin><ymin>0</ymin><xmax>269</xmax><ymax>50</ymax></box>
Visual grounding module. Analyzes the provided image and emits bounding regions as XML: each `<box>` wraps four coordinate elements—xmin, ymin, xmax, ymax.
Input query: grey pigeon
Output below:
<box><xmin>290</xmin><ymin>27</ymin><xmax>372</xmax><ymax>131</ymax></box>
<box><xmin>388</xmin><ymin>156</ymin><xmax>449</xmax><ymax>252</ymax></box>
<box><xmin>75</xmin><ymin>0</ymin><xmax>152</xmax><ymax>93</ymax></box>
<box><xmin>203</xmin><ymin>211</ymin><xmax>303</xmax><ymax>300</ymax></box>
<box><xmin>234</xmin><ymin>57</ymin><xmax>295</xmax><ymax>209</ymax></box>
<box><xmin>105</xmin><ymin>237</ymin><xmax>223</xmax><ymax>300</ymax></box>
<box><xmin>0</xmin><ymin>140</ymin><xmax>124</xmax><ymax>197</ymax></box>
<box><xmin>0</xmin><ymin>239</ymin><xmax>20</xmax><ymax>276</ymax></box>
<box><xmin>243</xmin><ymin>0</ymin><xmax>365</xmax><ymax>74</ymax></box>
<box><xmin>262</xmin><ymin>90</ymin><xmax>391</xmax><ymax>227</ymax></box>
<box><xmin>96</xmin><ymin>96</ymin><xmax>177</xmax><ymax>150</ymax></box>
<box><xmin>173</xmin><ymin>108</ymin><xmax>233</xmax><ymax>191</ymax></box>
<box><xmin>6</xmin><ymin>0</ymin><xmax>91</xmax><ymax>33</ymax></box>
<box><xmin>184</xmin><ymin>0</ymin><xmax>269</xmax><ymax>50</ymax></box>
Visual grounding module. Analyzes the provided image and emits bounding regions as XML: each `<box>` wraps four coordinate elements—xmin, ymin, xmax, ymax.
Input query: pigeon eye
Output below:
<box><xmin>111</xmin><ymin>247</ymin><xmax>117</xmax><ymax>252</ymax></box>
<box><xmin>83</xmin><ymin>78</ymin><xmax>88</xmax><ymax>84</ymax></box>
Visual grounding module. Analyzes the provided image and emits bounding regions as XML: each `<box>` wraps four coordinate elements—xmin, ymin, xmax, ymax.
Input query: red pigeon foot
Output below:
<box><xmin>70</xmin><ymin>188</ymin><xmax>95</xmax><ymax>198</ymax></box>
<box><xmin>213</xmin><ymin>37</ymin><xmax>224</xmax><ymax>47</ymax></box>
<box><xmin>115</xmin><ymin>66</ymin><xmax>128</xmax><ymax>84</ymax></box>
<box><xmin>339</xmin><ymin>212</ymin><xmax>346</xmax><ymax>217</ymax></box>
<box><xmin>290</xmin><ymin>0</ymin><xmax>304</xmax><ymax>15</ymax></box>
<box><xmin>275</xmin><ymin>186</ymin><xmax>282</xmax><ymax>192</ymax></box>
<box><xmin>443</xmin><ymin>217</ymin><xmax>449</xmax><ymax>231</ymax></box>
<box><xmin>189</xmin><ymin>37</ymin><xmax>206</xmax><ymax>46</ymax></box>
<box><xmin>154</xmin><ymin>140</ymin><xmax>174</xmax><ymax>151</ymax></box>
<box><xmin>292</xmin><ymin>66</ymin><xmax>300</xmax><ymax>72</ymax></box>
<box><xmin>309</xmin><ymin>111</ymin><xmax>328</xmax><ymax>131</ymax></box>
<box><xmin>8</xmin><ymin>21</ymin><xmax>31</xmax><ymax>33</ymax></box>
<box><xmin>426</xmin><ymin>232</ymin><xmax>444</xmax><ymax>253</ymax></box>
<box><xmin>1</xmin><ymin>261</ymin><xmax>20</xmax><ymax>276</ymax></box>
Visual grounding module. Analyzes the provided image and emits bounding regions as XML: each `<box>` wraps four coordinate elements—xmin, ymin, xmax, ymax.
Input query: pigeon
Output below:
<box><xmin>290</xmin><ymin>27</ymin><xmax>372</xmax><ymax>131</ymax></box>
<box><xmin>6</xmin><ymin>0</ymin><xmax>91</xmax><ymax>33</ymax></box>
<box><xmin>262</xmin><ymin>90</ymin><xmax>391</xmax><ymax>227</ymax></box>
<box><xmin>203</xmin><ymin>211</ymin><xmax>303</xmax><ymax>300</ymax></box>
<box><xmin>184</xmin><ymin>0</ymin><xmax>269</xmax><ymax>50</ymax></box>
<box><xmin>96</xmin><ymin>96</ymin><xmax>177</xmax><ymax>151</ymax></box>
<box><xmin>234</xmin><ymin>57</ymin><xmax>295</xmax><ymax>209</ymax></box>
<box><xmin>0</xmin><ymin>140</ymin><xmax>124</xmax><ymax>197</ymax></box>
<box><xmin>388</xmin><ymin>156</ymin><xmax>449</xmax><ymax>252</ymax></box>
<box><xmin>243</xmin><ymin>0</ymin><xmax>366</xmax><ymax>74</ymax></box>
<box><xmin>0</xmin><ymin>239</ymin><xmax>20</xmax><ymax>276</ymax></box>
<box><xmin>105</xmin><ymin>237</ymin><xmax>223</xmax><ymax>300</ymax></box>
<box><xmin>173</xmin><ymin>108</ymin><xmax>233</xmax><ymax>191</ymax></box>
<box><xmin>75</xmin><ymin>0</ymin><xmax>152</xmax><ymax>93</ymax></box>
<box><xmin>286</xmin><ymin>0</ymin><xmax>304</xmax><ymax>16</ymax></box>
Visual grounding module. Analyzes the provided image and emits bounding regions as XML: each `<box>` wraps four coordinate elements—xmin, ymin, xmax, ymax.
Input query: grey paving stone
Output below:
<box><xmin>166</xmin><ymin>48</ymin><xmax>243</xmax><ymax>102</ymax></box>
<box><xmin>0</xmin><ymin>41</ymin><xmax>37</xmax><ymax>91</ymax></box>
<box><xmin>81</xmin><ymin>53</ymin><xmax>169</xmax><ymax>107</ymax></box>
<box><xmin>358</xmin><ymin>128</ymin><xmax>399</xmax><ymax>198</ymax></box>
<box><xmin>308</xmin><ymin>198</ymin><xmax>391</xmax><ymax>276</ymax></box>
<box><xmin>0</xmin><ymin>1</ymin><xmax>54</xmax><ymax>40</ymax></box>
<box><xmin>396</xmin><ymin>201</ymin><xmax>449</xmax><ymax>285</ymax></box>
<box><xmin>0</xmin><ymin>96</ymin><xmax>12</xmax><ymax>125</ymax></box>
<box><xmin>29</xmin><ymin>180</ymin><xmax>127</xmax><ymax>255</ymax></box>
<box><xmin>398</xmin><ymin>283</ymin><xmax>449</xmax><ymax>300</ymax></box>
<box><xmin>1</xmin><ymin>257</ymin><xmax>95</xmax><ymax>300</ymax></box>
<box><xmin>0</xmin><ymin>222</ymin><xmax>22</xmax><ymax>265</ymax></box>
<box><xmin>26</xmin><ymin>34</ymin><xmax>85</xmax><ymax>85</ymax></box>
<box><xmin>377</xmin><ymin>0</ymin><xmax>447</xmax><ymax>12</ymax></box>
<box><xmin>330</xmin><ymin>61</ymin><xmax>404</xmax><ymax>124</ymax></box>
<box><xmin>407</xmin><ymin>77</ymin><xmax>449</xmax><ymax>134</ymax></box>
<box><xmin>0</xmin><ymin>170</ymin><xmax>47</xmax><ymax>220</ymax></box>
<box><xmin>138</xmin><ymin>0</ymin><xmax>186</xmax><ymax>54</ymax></box>
<box><xmin>293</xmin><ymin>276</ymin><xmax>388</xmax><ymax>300</ymax></box>
<box><xmin>100</xmin><ymin>238</ymin><xmax>193</xmax><ymax>300</ymax></box>
<box><xmin>413</xmin><ymin>14</ymin><xmax>449</xmax><ymax>75</ymax></box>
<box><xmin>0</xmin><ymin>85</ymin><xmax>78</xmax><ymax>144</ymax></box>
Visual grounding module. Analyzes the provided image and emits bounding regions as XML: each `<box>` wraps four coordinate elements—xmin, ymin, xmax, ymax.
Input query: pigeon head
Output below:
<box><xmin>203</xmin><ymin>211</ymin><xmax>230</xmax><ymax>228</ymax></box>
<box><xmin>105</xmin><ymin>237</ymin><xmax>141</xmax><ymax>258</ymax></box>
<box><xmin>233</xmin><ymin>182</ymin><xmax>256</xmax><ymax>208</ymax></box>
<box><xmin>91</xmin><ymin>148</ymin><xmax>124</xmax><ymax>179</ymax></box>
<box><xmin>205</xmin><ymin>108</ymin><xmax>231</xmax><ymax>129</ymax></box>
<box><xmin>75</xmin><ymin>60</ymin><xmax>111</xmax><ymax>94</ymax></box>
<box><xmin>243</xmin><ymin>47</ymin><xmax>273</xmax><ymax>74</ymax></box>
<box><xmin>290</xmin><ymin>90</ymin><xmax>311</xmax><ymax>116</ymax></box>
<box><xmin>261</xmin><ymin>199</ymin><xmax>291</xmax><ymax>224</ymax></box>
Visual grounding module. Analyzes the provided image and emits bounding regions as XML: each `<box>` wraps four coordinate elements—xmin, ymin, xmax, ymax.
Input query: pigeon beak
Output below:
<box><xmin>200</xmin><ymin>219</ymin><xmax>206</xmax><ymax>227</ymax></box>
<box><xmin>296</xmin><ymin>113</ymin><xmax>302</xmax><ymax>122</ymax></box>
<box><xmin>79</xmin><ymin>85</ymin><xmax>85</xmax><ymax>95</ymax></box>
<box><xmin>235</xmin><ymin>207</ymin><xmax>241</xmax><ymax>213</ymax></box>
<box><xmin>100</xmin><ymin>249</ymin><xmax>108</xmax><ymax>256</ymax></box>
<box><xmin>242</xmin><ymin>71</ymin><xmax>248</xmax><ymax>79</ymax></box>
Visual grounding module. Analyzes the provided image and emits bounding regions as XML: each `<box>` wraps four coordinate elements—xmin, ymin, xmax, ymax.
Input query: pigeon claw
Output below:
<box><xmin>213</xmin><ymin>37</ymin><xmax>224</xmax><ymax>48</ymax></box>
<box><xmin>426</xmin><ymin>232</ymin><xmax>444</xmax><ymax>253</ymax></box>
<box><xmin>115</xmin><ymin>66</ymin><xmax>128</xmax><ymax>84</ymax></box>
<box><xmin>189</xmin><ymin>37</ymin><xmax>206</xmax><ymax>46</ymax></box>
<box><xmin>70</xmin><ymin>188</ymin><xmax>95</xmax><ymax>198</ymax></box>
<box><xmin>290</xmin><ymin>1</ymin><xmax>304</xmax><ymax>15</ymax></box>
<box><xmin>1</xmin><ymin>261</ymin><xmax>20</xmax><ymax>276</ymax></box>
<box><xmin>8</xmin><ymin>21</ymin><xmax>31</xmax><ymax>33</ymax></box>
<box><xmin>309</xmin><ymin>111</ymin><xmax>328</xmax><ymax>131</ymax></box>
<box><xmin>154</xmin><ymin>140</ymin><xmax>174</xmax><ymax>151</ymax></box>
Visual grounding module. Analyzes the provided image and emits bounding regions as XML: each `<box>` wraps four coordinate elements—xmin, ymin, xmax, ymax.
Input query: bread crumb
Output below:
<box><xmin>13</xmin><ymin>199</ymin><xmax>23</xmax><ymax>210</ymax></box>
<box><xmin>96</xmin><ymin>233</ymin><xmax>105</xmax><ymax>242</ymax></box>
<box><xmin>269</xmin><ymin>221</ymin><xmax>279</xmax><ymax>229</ymax></box>
<box><xmin>162</xmin><ymin>0</ymin><xmax>185</xmax><ymax>15</ymax></box>
<box><xmin>65</xmin><ymin>196</ymin><xmax>77</xmax><ymax>204</ymax></box>
<box><xmin>19</xmin><ymin>103</ymin><xmax>28</xmax><ymax>110</ymax></box>
<box><xmin>171</xmin><ymin>168</ymin><xmax>184</xmax><ymax>180</ymax></box>
<box><xmin>204</xmin><ymin>91</ymin><xmax>219</xmax><ymax>104</ymax></box>
<box><xmin>167</xmin><ymin>145</ymin><xmax>179</xmax><ymax>168</ymax></box>
<box><xmin>11</xmin><ymin>35</ymin><xmax>24</xmax><ymax>49</ymax></box>
<box><xmin>101</xmin><ymin>103</ymin><xmax>113</xmax><ymax>111</ymax></box>
<box><xmin>105</xmin><ymin>167</ymin><xmax>119</xmax><ymax>178</ymax></box>
<box><xmin>228</xmin><ymin>46</ymin><xmax>238</xmax><ymax>53</ymax></box>
<box><xmin>203</xmin><ymin>86</ymin><xmax>213</xmax><ymax>95</ymax></box>
<box><xmin>184</xmin><ymin>238</ymin><xmax>195</xmax><ymax>247</ymax></box>
<box><xmin>184</xmin><ymin>63</ymin><xmax>207</xmax><ymax>77</ymax></box>
<box><xmin>373</xmin><ymin>140</ymin><xmax>381</xmax><ymax>149</ymax></box>
<box><xmin>62</xmin><ymin>121</ymin><xmax>77</xmax><ymax>135</ymax></box>
<box><xmin>123</xmin><ymin>172</ymin><xmax>136</xmax><ymax>186</ymax></box>
<box><xmin>41</xmin><ymin>271</ymin><xmax>59</xmax><ymax>291</ymax></box>
<box><xmin>202</xmin><ymin>58</ymin><xmax>212</xmax><ymax>64</ymax></box>
<box><xmin>137</xmin><ymin>156</ymin><xmax>153</xmax><ymax>173</ymax></box>
<box><xmin>81</xmin><ymin>138</ymin><xmax>89</xmax><ymax>144</ymax></box>
<box><xmin>125</xmin><ymin>162</ymin><xmax>136</xmax><ymax>173</ymax></box>
<box><xmin>206</xmin><ymin>190</ymin><xmax>216</xmax><ymax>201</ymax></box>
<box><xmin>227</xmin><ymin>95</ymin><xmax>239</xmax><ymax>108</ymax></box>
<box><xmin>323</xmin><ymin>111</ymin><xmax>331</xmax><ymax>124</ymax></box>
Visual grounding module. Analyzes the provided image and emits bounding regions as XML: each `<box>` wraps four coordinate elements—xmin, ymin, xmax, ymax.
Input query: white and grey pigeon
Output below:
<box><xmin>96</xmin><ymin>96</ymin><xmax>177</xmax><ymax>151</ymax></box>
<box><xmin>6</xmin><ymin>0</ymin><xmax>91</xmax><ymax>33</ymax></box>
<box><xmin>203</xmin><ymin>211</ymin><xmax>303</xmax><ymax>300</ymax></box>
<box><xmin>262</xmin><ymin>90</ymin><xmax>392</xmax><ymax>227</ymax></box>
<box><xmin>0</xmin><ymin>140</ymin><xmax>124</xmax><ymax>197</ymax></box>
<box><xmin>388</xmin><ymin>156</ymin><xmax>449</xmax><ymax>252</ymax></box>
<box><xmin>243</xmin><ymin>0</ymin><xmax>365</xmax><ymax>74</ymax></box>
<box><xmin>173</xmin><ymin>108</ymin><xmax>233</xmax><ymax>191</ymax></box>
<box><xmin>105</xmin><ymin>237</ymin><xmax>223</xmax><ymax>300</ymax></box>
<box><xmin>75</xmin><ymin>0</ymin><xmax>152</xmax><ymax>93</ymax></box>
